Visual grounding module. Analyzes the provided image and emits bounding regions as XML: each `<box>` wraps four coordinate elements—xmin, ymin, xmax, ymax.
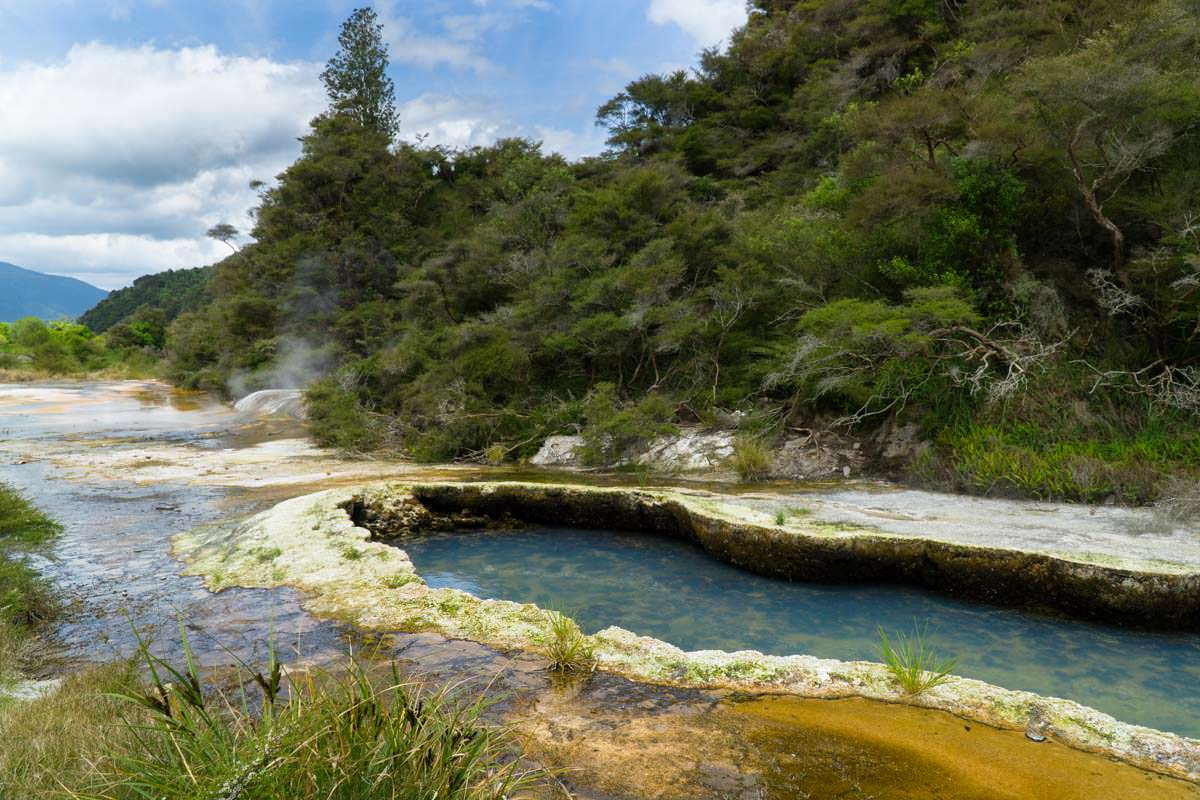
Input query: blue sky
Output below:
<box><xmin>0</xmin><ymin>1</ymin><xmax>747</xmax><ymax>289</ymax></box>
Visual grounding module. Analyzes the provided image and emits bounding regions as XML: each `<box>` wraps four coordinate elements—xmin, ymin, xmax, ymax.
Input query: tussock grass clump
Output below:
<box><xmin>730</xmin><ymin>437</ymin><xmax>772</xmax><ymax>482</ymax></box>
<box><xmin>77</xmin><ymin>625</ymin><xmax>536</xmax><ymax>800</ymax></box>
<box><xmin>877</xmin><ymin>625</ymin><xmax>957</xmax><ymax>696</ymax></box>
<box><xmin>542</xmin><ymin>610</ymin><xmax>595</xmax><ymax>673</ymax></box>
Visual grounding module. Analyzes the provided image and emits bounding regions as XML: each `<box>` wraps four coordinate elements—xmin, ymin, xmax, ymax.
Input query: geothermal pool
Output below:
<box><xmin>403</xmin><ymin>525</ymin><xmax>1200</xmax><ymax>737</ymax></box>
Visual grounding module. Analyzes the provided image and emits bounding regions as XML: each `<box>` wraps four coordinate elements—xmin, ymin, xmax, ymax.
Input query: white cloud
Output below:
<box><xmin>0</xmin><ymin>42</ymin><xmax>324</xmax><ymax>288</ymax></box>
<box><xmin>397</xmin><ymin>93</ymin><xmax>604</xmax><ymax>161</ymax></box>
<box><xmin>0</xmin><ymin>232</ymin><xmax>228</xmax><ymax>290</ymax></box>
<box><xmin>647</xmin><ymin>0</ymin><xmax>747</xmax><ymax>46</ymax></box>
<box><xmin>376</xmin><ymin>1</ymin><xmax>497</xmax><ymax>74</ymax></box>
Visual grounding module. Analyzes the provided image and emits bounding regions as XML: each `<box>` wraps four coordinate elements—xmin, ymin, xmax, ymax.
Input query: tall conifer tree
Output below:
<box><xmin>320</xmin><ymin>7</ymin><xmax>399</xmax><ymax>140</ymax></box>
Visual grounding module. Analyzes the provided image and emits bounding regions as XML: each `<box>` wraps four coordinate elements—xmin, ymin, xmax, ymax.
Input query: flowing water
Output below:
<box><xmin>404</xmin><ymin>525</ymin><xmax>1200</xmax><ymax>737</ymax></box>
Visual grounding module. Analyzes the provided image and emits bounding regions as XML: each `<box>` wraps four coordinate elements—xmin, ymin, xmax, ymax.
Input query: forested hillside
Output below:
<box><xmin>80</xmin><ymin>266</ymin><xmax>212</xmax><ymax>333</ymax></box>
<box><xmin>167</xmin><ymin>1</ymin><xmax>1200</xmax><ymax>503</ymax></box>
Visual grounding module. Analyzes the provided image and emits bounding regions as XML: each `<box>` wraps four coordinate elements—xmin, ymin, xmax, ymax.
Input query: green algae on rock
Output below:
<box><xmin>172</xmin><ymin>480</ymin><xmax>1200</xmax><ymax>783</ymax></box>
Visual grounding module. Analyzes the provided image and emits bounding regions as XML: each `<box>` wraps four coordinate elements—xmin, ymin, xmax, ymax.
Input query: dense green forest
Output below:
<box><xmin>80</xmin><ymin>266</ymin><xmax>212</xmax><ymax>334</ymax></box>
<box><xmin>164</xmin><ymin>1</ymin><xmax>1200</xmax><ymax>503</ymax></box>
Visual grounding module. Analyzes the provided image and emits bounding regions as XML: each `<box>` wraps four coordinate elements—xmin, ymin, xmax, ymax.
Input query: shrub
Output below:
<box><xmin>730</xmin><ymin>437</ymin><xmax>772</xmax><ymax>481</ymax></box>
<box><xmin>304</xmin><ymin>376</ymin><xmax>383</xmax><ymax>451</ymax></box>
<box><xmin>578</xmin><ymin>383</ymin><xmax>676</xmax><ymax>466</ymax></box>
<box><xmin>877</xmin><ymin>625</ymin><xmax>957</xmax><ymax>696</ymax></box>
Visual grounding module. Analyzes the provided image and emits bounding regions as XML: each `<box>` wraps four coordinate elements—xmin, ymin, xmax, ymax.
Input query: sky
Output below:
<box><xmin>0</xmin><ymin>0</ymin><xmax>748</xmax><ymax>290</ymax></box>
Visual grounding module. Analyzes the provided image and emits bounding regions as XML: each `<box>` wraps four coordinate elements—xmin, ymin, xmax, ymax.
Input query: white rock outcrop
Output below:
<box><xmin>530</xmin><ymin>435</ymin><xmax>586</xmax><ymax>467</ymax></box>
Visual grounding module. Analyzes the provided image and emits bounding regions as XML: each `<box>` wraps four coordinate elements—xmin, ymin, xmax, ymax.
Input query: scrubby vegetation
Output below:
<box><xmin>0</xmin><ymin>316</ymin><xmax>160</xmax><ymax>378</ymax></box>
<box><xmin>162</xmin><ymin>2</ymin><xmax>1200</xmax><ymax>502</ymax></box>
<box><xmin>541</xmin><ymin>609</ymin><xmax>595</xmax><ymax>673</ymax></box>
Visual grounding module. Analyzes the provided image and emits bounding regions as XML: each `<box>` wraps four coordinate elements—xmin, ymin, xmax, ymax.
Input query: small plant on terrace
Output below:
<box><xmin>543</xmin><ymin>609</ymin><xmax>595</xmax><ymax>673</ymax></box>
<box><xmin>877</xmin><ymin>624</ymin><xmax>957</xmax><ymax>696</ymax></box>
<box><xmin>730</xmin><ymin>437</ymin><xmax>772</xmax><ymax>482</ymax></box>
<box><xmin>774</xmin><ymin>510</ymin><xmax>787</xmax><ymax>525</ymax></box>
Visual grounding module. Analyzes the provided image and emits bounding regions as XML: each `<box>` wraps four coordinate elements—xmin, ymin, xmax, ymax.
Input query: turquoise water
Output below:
<box><xmin>402</xmin><ymin>526</ymin><xmax>1200</xmax><ymax>738</ymax></box>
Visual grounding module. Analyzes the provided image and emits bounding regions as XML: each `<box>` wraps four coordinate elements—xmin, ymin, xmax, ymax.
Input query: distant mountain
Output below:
<box><xmin>0</xmin><ymin>262</ymin><xmax>108</xmax><ymax>322</ymax></box>
<box><xmin>80</xmin><ymin>265</ymin><xmax>213</xmax><ymax>332</ymax></box>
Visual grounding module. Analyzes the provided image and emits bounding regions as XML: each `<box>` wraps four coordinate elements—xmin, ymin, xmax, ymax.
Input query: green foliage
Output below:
<box><xmin>877</xmin><ymin>624</ymin><xmax>957</xmax><ymax>696</ymax></box>
<box><xmin>542</xmin><ymin>610</ymin><xmax>595</xmax><ymax>673</ymax></box>
<box><xmin>0</xmin><ymin>316</ymin><xmax>155</xmax><ymax>376</ymax></box>
<box><xmin>320</xmin><ymin>6</ymin><xmax>399</xmax><ymax>139</ymax></box>
<box><xmin>730</xmin><ymin>437</ymin><xmax>773</xmax><ymax>482</ymax></box>
<box><xmin>51</xmin><ymin>624</ymin><xmax>534</xmax><ymax>800</ymax></box>
<box><xmin>578</xmin><ymin>383</ymin><xmax>676</xmax><ymax>466</ymax></box>
<box><xmin>159</xmin><ymin>1</ymin><xmax>1200</xmax><ymax>499</ymax></box>
<box><xmin>0</xmin><ymin>484</ymin><xmax>62</xmax><ymax>547</ymax></box>
<box><xmin>80</xmin><ymin>266</ymin><xmax>212</xmax><ymax>333</ymax></box>
<box><xmin>304</xmin><ymin>376</ymin><xmax>383</xmax><ymax>452</ymax></box>
<box><xmin>0</xmin><ymin>483</ymin><xmax>60</xmax><ymax>668</ymax></box>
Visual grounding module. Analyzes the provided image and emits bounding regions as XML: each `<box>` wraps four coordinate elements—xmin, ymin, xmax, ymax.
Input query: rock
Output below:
<box><xmin>638</xmin><ymin>430</ymin><xmax>735</xmax><ymax>472</ymax></box>
<box><xmin>234</xmin><ymin>389</ymin><xmax>306</xmax><ymax>420</ymax></box>
<box><xmin>0</xmin><ymin>678</ymin><xmax>60</xmax><ymax>702</ymax></box>
<box><xmin>771</xmin><ymin>428</ymin><xmax>865</xmax><ymax>480</ymax></box>
<box><xmin>873</xmin><ymin>421</ymin><xmax>930</xmax><ymax>469</ymax></box>
<box><xmin>531</xmin><ymin>435</ymin><xmax>586</xmax><ymax>467</ymax></box>
<box><xmin>1025</xmin><ymin>702</ymin><xmax>1049</xmax><ymax>742</ymax></box>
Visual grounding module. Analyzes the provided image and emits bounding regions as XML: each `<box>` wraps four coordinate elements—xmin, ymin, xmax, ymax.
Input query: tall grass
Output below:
<box><xmin>877</xmin><ymin>625</ymin><xmax>957</xmax><ymax>696</ymax></box>
<box><xmin>0</xmin><ymin>482</ymin><xmax>61</xmax><ymax>683</ymax></box>
<box><xmin>730</xmin><ymin>437</ymin><xmax>772</xmax><ymax>482</ymax></box>
<box><xmin>79</xmin><ymin>624</ymin><xmax>537</xmax><ymax>800</ymax></box>
<box><xmin>0</xmin><ymin>662</ymin><xmax>139</xmax><ymax>798</ymax></box>
<box><xmin>542</xmin><ymin>610</ymin><xmax>595</xmax><ymax>673</ymax></box>
<box><xmin>0</xmin><ymin>483</ymin><xmax>62</xmax><ymax>546</ymax></box>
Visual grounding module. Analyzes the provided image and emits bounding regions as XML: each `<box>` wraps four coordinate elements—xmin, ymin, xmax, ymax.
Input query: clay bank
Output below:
<box><xmin>174</xmin><ymin>480</ymin><xmax>1200</xmax><ymax>784</ymax></box>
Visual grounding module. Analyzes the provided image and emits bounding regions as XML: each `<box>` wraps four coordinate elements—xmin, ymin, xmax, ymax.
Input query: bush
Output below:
<box><xmin>304</xmin><ymin>376</ymin><xmax>383</xmax><ymax>451</ymax></box>
<box><xmin>578</xmin><ymin>383</ymin><xmax>676</xmax><ymax>466</ymax></box>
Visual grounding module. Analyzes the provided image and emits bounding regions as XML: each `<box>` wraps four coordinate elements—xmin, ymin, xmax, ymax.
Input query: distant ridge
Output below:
<box><xmin>0</xmin><ymin>261</ymin><xmax>108</xmax><ymax>322</ymax></box>
<box><xmin>79</xmin><ymin>265</ymin><xmax>213</xmax><ymax>332</ymax></box>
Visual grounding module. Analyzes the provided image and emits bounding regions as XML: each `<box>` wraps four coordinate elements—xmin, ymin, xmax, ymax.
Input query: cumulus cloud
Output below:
<box><xmin>398</xmin><ymin>93</ymin><xmax>604</xmax><ymax>160</ymax></box>
<box><xmin>0</xmin><ymin>42</ymin><xmax>324</xmax><ymax>288</ymax></box>
<box><xmin>647</xmin><ymin>0</ymin><xmax>747</xmax><ymax>46</ymax></box>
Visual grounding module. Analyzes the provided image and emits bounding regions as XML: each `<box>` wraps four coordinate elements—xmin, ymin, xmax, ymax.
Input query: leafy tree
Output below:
<box><xmin>157</xmin><ymin>0</ymin><xmax>1200</xmax><ymax>500</ymax></box>
<box><xmin>206</xmin><ymin>223</ymin><xmax>240</xmax><ymax>253</ymax></box>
